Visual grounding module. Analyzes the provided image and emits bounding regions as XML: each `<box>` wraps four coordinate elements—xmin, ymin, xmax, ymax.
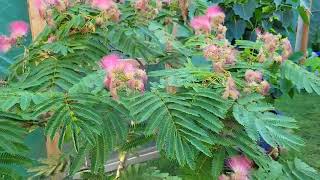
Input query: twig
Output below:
<box><xmin>115</xmin><ymin>151</ymin><xmax>127</xmax><ymax>179</ymax></box>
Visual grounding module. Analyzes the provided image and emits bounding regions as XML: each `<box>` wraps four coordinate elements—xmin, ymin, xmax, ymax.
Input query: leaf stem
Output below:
<box><xmin>115</xmin><ymin>151</ymin><xmax>127</xmax><ymax>179</ymax></box>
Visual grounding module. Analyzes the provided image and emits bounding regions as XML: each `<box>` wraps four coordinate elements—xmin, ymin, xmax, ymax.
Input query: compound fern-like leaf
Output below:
<box><xmin>233</xmin><ymin>94</ymin><xmax>304</xmax><ymax>150</ymax></box>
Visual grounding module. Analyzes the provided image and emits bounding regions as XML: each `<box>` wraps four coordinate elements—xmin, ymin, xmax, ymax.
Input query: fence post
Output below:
<box><xmin>295</xmin><ymin>0</ymin><xmax>313</xmax><ymax>63</ymax></box>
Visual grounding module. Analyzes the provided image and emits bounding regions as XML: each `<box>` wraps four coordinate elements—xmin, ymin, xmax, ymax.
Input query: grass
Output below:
<box><xmin>275</xmin><ymin>93</ymin><xmax>320</xmax><ymax>170</ymax></box>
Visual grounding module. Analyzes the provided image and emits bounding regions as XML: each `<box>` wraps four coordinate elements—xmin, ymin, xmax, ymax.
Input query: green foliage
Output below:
<box><xmin>0</xmin><ymin>152</ymin><xmax>32</xmax><ymax>180</ymax></box>
<box><xmin>211</xmin><ymin>148</ymin><xmax>225</xmax><ymax>179</ymax></box>
<box><xmin>283</xmin><ymin>158</ymin><xmax>320</xmax><ymax>179</ymax></box>
<box><xmin>68</xmin><ymin>70</ymin><xmax>106</xmax><ymax>94</ymax></box>
<box><xmin>226</xmin><ymin>19</ymin><xmax>247</xmax><ymax>39</ymax></box>
<box><xmin>252</xmin><ymin>158</ymin><xmax>320</xmax><ymax>180</ymax></box>
<box><xmin>108</xmin><ymin>25</ymin><xmax>164</xmax><ymax>62</ymax></box>
<box><xmin>0</xmin><ymin>112</ymin><xmax>28</xmax><ymax>153</ymax></box>
<box><xmin>114</xmin><ymin>163</ymin><xmax>181</xmax><ymax>180</ymax></box>
<box><xmin>281</xmin><ymin>60</ymin><xmax>320</xmax><ymax>95</ymax></box>
<box><xmin>305</xmin><ymin>57</ymin><xmax>320</xmax><ymax>72</ymax></box>
<box><xmin>0</xmin><ymin>0</ymin><xmax>319</xmax><ymax>179</ymax></box>
<box><xmin>31</xmin><ymin>93</ymin><xmax>100</xmax><ymax>143</ymax></box>
<box><xmin>7</xmin><ymin>6</ymin><xmax>108</xmax><ymax>92</ymax></box>
<box><xmin>28</xmin><ymin>156</ymin><xmax>68</xmax><ymax>179</ymax></box>
<box><xmin>0</xmin><ymin>112</ymin><xmax>31</xmax><ymax>179</ymax></box>
<box><xmin>211</xmin><ymin>0</ymin><xmax>309</xmax><ymax>40</ymax></box>
<box><xmin>69</xmin><ymin>144</ymin><xmax>90</xmax><ymax>176</ymax></box>
<box><xmin>233</xmin><ymin>94</ymin><xmax>304</xmax><ymax>150</ymax></box>
<box><xmin>232</xmin><ymin>0</ymin><xmax>257</xmax><ymax>21</ymax></box>
<box><xmin>127</xmin><ymin>89</ymin><xmax>231</xmax><ymax>167</ymax></box>
<box><xmin>68</xmin><ymin>95</ymin><xmax>130</xmax><ymax>175</ymax></box>
<box><xmin>310</xmin><ymin>0</ymin><xmax>320</xmax><ymax>49</ymax></box>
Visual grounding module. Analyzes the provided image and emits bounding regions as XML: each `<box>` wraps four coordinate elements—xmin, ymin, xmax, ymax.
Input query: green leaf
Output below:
<box><xmin>232</xmin><ymin>0</ymin><xmax>257</xmax><ymax>21</ymax></box>
<box><xmin>282</xmin><ymin>61</ymin><xmax>320</xmax><ymax>95</ymax></box>
<box><xmin>293</xmin><ymin>158</ymin><xmax>319</xmax><ymax>178</ymax></box>
<box><xmin>20</xmin><ymin>92</ymin><xmax>32</xmax><ymax>111</ymax></box>
<box><xmin>226</xmin><ymin>19</ymin><xmax>246</xmax><ymax>40</ymax></box>
<box><xmin>69</xmin><ymin>70</ymin><xmax>105</xmax><ymax>94</ymax></box>
<box><xmin>288</xmin><ymin>51</ymin><xmax>304</xmax><ymax>63</ymax></box>
<box><xmin>128</xmin><ymin>91</ymin><xmax>218</xmax><ymax>167</ymax></box>
<box><xmin>0</xmin><ymin>152</ymin><xmax>31</xmax><ymax>166</ymax></box>
<box><xmin>69</xmin><ymin>144</ymin><xmax>90</xmax><ymax>175</ymax></box>
<box><xmin>211</xmin><ymin>148</ymin><xmax>226</xmax><ymax>179</ymax></box>
<box><xmin>305</xmin><ymin>57</ymin><xmax>320</xmax><ymax>72</ymax></box>
<box><xmin>274</xmin><ymin>10</ymin><xmax>294</xmax><ymax>28</ymax></box>
<box><xmin>46</xmin><ymin>107</ymin><xmax>68</xmax><ymax>139</ymax></box>
<box><xmin>274</xmin><ymin>0</ymin><xmax>282</xmax><ymax>7</ymax></box>
<box><xmin>42</xmin><ymin>41</ymin><xmax>69</xmax><ymax>56</ymax></box>
<box><xmin>237</xmin><ymin>93</ymin><xmax>264</xmax><ymax>105</ymax></box>
<box><xmin>233</xmin><ymin>94</ymin><xmax>304</xmax><ymax>150</ymax></box>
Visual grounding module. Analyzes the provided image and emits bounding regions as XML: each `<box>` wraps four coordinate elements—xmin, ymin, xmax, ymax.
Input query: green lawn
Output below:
<box><xmin>275</xmin><ymin>93</ymin><xmax>320</xmax><ymax>170</ymax></box>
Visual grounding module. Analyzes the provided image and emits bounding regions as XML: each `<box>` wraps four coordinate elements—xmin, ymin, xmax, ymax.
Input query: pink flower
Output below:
<box><xmin>213</xmin><ymin>62</ymin><xmax>225</xmax><ymax>73</ymax></box>
<box><xmin>223</xmin><ymin>76</ymin><xmax>240</xmax><ymax>100</ymax></box>
<box><xmin>122</xmin><ymin>59</ymin><xmax>141</xmax><ymax>68</ymax></box>
<box><xmin>122</xmin><ymin>62</ymin><xmax>136</xmax><ymax>79</ymax></box>
<box><xmin>216</xmin><ymin>24</ymin><xmax>227</xmax><ymax>40</ymax></box>
<box><xmin>204</xmin><ymin>44</ymin><xmax>237</xmax><ymax>66</ymax></box>
<box><xmin>46</xmin><ymin>0</ymin><xmax>60</xmax><ymax>6</ymax></box>
<box><xmin>135</xmin><ymin>69</ymin><xmax>148</xmax><ymax>83</ymax></box>
<box><xmin>104</xmin><ymin>75</ymin><xmax>112</xmax><ymax>90</ymax></box>
<box><xmin>34</xmin><ymin>0</ymin><xmax>45</xmax><ymax>10</ymax></box>
<box><xmin>101</xmin><ymin>54</ymin><xmax>147</xmax><ymax>99</ymax></box>
<box><xmin>206</xmin><ymin>5</ymin><xmax>225</xmax><ymax>30</ymax></box>
<box><xmin>91</xmin><ymin>0</ymin><xmax>114</xmax><ymax>10</ymax></box>
<box><xmin>116</xmin><ymin>60</ymin><xmax>140</xmax><ymax>79</ymax></box>
<box><xmin>259</xmin><ymin>32</ymin><xmax>280</xmax><ymax>53</ymax></box>
<box><xmin>204</xmin><ymin>44</ymin><xmax>219</xmax><ymax>60</ymax></box>
<box><xmin>190</xmin><ymin>15</ymin><xmax>211</xmax><ymax>33</ymax></box>
<box><xmin>224</xmin><ymin>48</ymin><xmax>237</xmax><ymax>65</ymax></box>
<box><xmin>245</xmin><ymin>70</ymin><xmax>263</xmax><ymax>83</ymax></box>
<box><xmin>227</xmin><ymin>155</ymin><xmax>252</xmax><ymax>179</ymax></box>
<box><xmin>101</xmin><ymin>54</ymin><xmax>121</xmax><ymax>71</ymax></box>
<box><xmin>162</xmin><ymin>0</ymin><xmax>171</xmax><ymax>4</ymax></box>
<box><xmin>218</xmin><ymin>174</ymin><xmax>230</xmax><ymax>180</ymax></box>
<box><xmin>257</xmin><ymin>49</ymin><xmax>266</xmax><ymax>63</ymax></box>
<box><xmin>255</xmin><ymin>28</ymin><xmax>262</xmax><ymax>37</ymax></box>
<box><xmin>260</xmin><ymin>80</ymin><xmax>270</xmax><ymax>95</ymax></box>
<box><xmin>127</xmin><ymin>79</ymin><xmax>137</xmax><ymax>89</ymax></box>
<box><xmin>134</xmin><ymin>0</ymin><xmax>149</xmax><ymax>11</ymax></box>
<box><xmin>0</xmin><ymin>35</ymin><xmax>13</xmax><ymax>53</ymax></box>
<box><xmin>9</xmin><ymin>21</ymin><xmax>29</xmax><ymax>38</ymax></box>
<box><xmin>109</xmin><ymin>6</ymin><xmax>121</xmax><ymax>22</ymax></box>
<box><xmin>203</xmin><ymin>44</ymin><xmax>222</xmax><ymax>61</ymax></box>
<box><xmin>281</xmin><ymin>38</ymin><xmax>292</xmax><ymax>62</ymax></box>
<box><xmin>206</xmin><ymin>5</ymin><xmax>224</xmax><ymax>18</ymax></box>
<box><xmin>47</xmin><ymin>35</ymin><xmax>56</xmax><ymax>43</ymax></box>
<box><xmin>127</xmin><ymin>79</ymin><xmax>145</xmax><ymax>92</ymax></box>
<box><xmin>138</xmin><ymin>82</ymin><xmax>145</xmax><ymax>92</ymax></box>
